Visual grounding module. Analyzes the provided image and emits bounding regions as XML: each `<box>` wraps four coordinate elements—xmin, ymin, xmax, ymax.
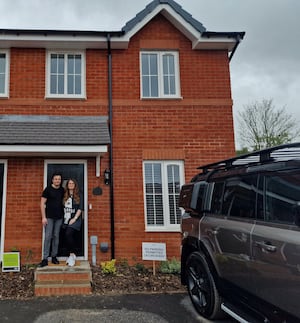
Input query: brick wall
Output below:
<box><xmin>109</xmin><ymin>15</ymin><xmax>235</xmax><ymax>262</ymax></box>
<box><xmin>4</xmin><ymin>158</ymin><xmax>44</xmax><ymax>259</ymax></box>
<box><xmin>1</xmin><ymin>13</ymin><xmax>235</xmax><ymax>265</ymax></box>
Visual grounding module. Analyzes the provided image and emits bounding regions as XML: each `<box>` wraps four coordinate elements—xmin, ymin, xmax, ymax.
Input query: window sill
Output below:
<box><xmin>145</xmin><ymin>226</ymin><xmax>180</xmax><ymax>233</ymax></box>
<box><xmin>45</xmin><ymin>96</ymin><xmax>87</xmax><ymax>100</ymax></box>
<box><xmin>141</xmin><ymin>96</ymin><xmax>183</xmax><ymax>101</ymax></box>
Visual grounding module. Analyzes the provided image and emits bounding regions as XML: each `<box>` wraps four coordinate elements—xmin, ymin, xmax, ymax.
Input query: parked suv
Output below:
<box><xmin>179</xmin><ymin>143</ymin><xmax>300</xmax><ymax>322</ymax></box>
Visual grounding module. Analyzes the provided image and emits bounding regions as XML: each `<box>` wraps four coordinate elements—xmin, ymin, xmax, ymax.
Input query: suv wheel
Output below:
<box><xmin>186</xmin><ymin>252</ymin><xmax>223</xmax><ymax>319</ymax></box>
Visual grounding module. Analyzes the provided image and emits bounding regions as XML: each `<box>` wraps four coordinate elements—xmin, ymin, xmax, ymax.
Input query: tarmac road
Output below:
<box><xmin>0</xmin><ymin>292</ymin><xmax>233</xmax><ymax>323</ymax></box>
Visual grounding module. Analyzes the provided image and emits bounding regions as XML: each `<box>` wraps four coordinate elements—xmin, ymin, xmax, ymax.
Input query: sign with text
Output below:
<box><xmin>142</xmin><ymin>242</ymin><xmax>167</xmax><ymax>261</ymax></box>
<box><xmin>2</xmin><ymin>252</ymin><xmax>20</xmax><ymax>272</ymax></box>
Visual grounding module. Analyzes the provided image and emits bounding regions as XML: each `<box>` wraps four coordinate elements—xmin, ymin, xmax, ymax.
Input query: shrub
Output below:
<box><xmin>134</xmin><ymin>262</ymin><xmax>149</xmax><ymax>273</ymax></box>
<box><xmin>101</xmin><ymin>259</ymin><xmax>117</xmax><ymax>275</ymax></box>
<box><xmin>117</xmin><ymin>258</ymin><xmax>129</xmax><ymax>269</ymax></box>
<box><xmin>159</xmin><ymin>258</ymin><xmax>181</xmax><ymax>274</ymax></box>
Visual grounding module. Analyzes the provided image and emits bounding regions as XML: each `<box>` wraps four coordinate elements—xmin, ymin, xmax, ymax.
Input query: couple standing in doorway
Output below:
<box><xmin>38</xmin><ymin>173</ymin><xmax>83</xmax><ymax>268</ymax></box>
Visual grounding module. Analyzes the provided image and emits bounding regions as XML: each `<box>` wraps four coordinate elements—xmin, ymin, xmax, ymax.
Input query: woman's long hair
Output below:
<box><xmin>63</xmin><ymin>178</ymin><xmax>80</xmax><ymax>204</ymax></box>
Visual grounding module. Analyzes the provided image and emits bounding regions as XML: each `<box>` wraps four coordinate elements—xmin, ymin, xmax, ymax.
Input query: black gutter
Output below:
<box><xmin>107</xmin><ymin>33</ymin><xmax>115</xmax><ymax>259</ymax></box>
<box><xmin>228</xmin><ymin>34</ymin><xmax>242</xmax><ymax>62</ymax></box>
<box><xmin>0</xmin><ymin>28</ymin><xmax>123</xmax><ymax>37</ymax></box>
<box><xmin>202</xmin><ymin>31</ymin><xmax>245</xmax><ymax>39</ymax></box>
<box><xmin>201</xmin><ymin>31</ymin><xmax>245</xmax><ymax>62</ymax></box>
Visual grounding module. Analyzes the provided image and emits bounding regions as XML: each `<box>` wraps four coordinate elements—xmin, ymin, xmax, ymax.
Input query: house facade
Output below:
<box><xmin>0</xmin><ymin>0</ymin><xmax>244</xmax><ymax>265</ymax></box>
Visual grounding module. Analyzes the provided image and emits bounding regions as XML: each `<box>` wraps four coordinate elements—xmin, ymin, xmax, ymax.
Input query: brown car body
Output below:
<box><xmin>180</xmin><ymin>143</ymin><xmax>300</xmax><ymax>322</ymax></box>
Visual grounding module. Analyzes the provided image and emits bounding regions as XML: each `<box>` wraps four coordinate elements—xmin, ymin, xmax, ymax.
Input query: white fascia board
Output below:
<box><xmin>116</xmin><ymin>5</ymin><xmax>201</xmax><ymax>48</ymax></box>
<box><xmin>0</xmin><ymin>145</ymin><xmax>108</xmax><ymax>156</ymax></box>
<box><xmin>0</xmin><ymin>35</ymin><xmax>108</xmax><ymax>50</ymax></box>
<box><xmin>161</xmin><ymin>7</ymin><xmax>201</xmax><ymax>42</ymax></box>
<box><xmin>112</xmin><ymin>5</ymin><xmax>236</xmax><ymax>51</ymax></box>
<box><xmin>193</xmin><ymin>37</ymin><xmax>237</xmax><ymax>51</ymax></box>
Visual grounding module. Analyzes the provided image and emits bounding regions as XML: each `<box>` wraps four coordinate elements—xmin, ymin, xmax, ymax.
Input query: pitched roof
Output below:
<box><xmin>122</xmin><ymin>0</ymin><xmax>206</xmax><ymax>34</ymax></box>
<box><xmin>0</xmin><ymin>0</ymin><xmax>245</xmax><ymax>56</ymax></box>
<box><xmin>0</xmin><ymin>115</ymin><xmax>110</xmax><ymax>145</ymax></box>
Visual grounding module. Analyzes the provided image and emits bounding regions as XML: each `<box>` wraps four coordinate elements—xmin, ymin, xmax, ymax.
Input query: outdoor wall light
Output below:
<box><xmin>104</xmin><ymin>169</ymin><xmax>111</xmax><ymax>185</ymax></box>
<box><xmin>100</xmin><ymin>242</ymin><xmax>109</xmax><ymax>253</ymax></box>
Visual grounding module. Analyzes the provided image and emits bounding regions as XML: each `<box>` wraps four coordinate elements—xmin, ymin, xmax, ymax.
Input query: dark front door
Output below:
<box><xmin>47</xmin><ymin>162</ymin><xmax>85</xmax><ymax>258</ymax></box>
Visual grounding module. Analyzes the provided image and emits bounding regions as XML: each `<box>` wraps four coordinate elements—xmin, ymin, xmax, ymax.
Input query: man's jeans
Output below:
<box><xmin>43</xmin><ymin>218</ymin><xmax>62</xmax><ymax>259</ymax></box>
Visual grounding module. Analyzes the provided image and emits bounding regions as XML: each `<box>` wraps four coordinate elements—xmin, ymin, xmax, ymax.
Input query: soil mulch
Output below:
<box><xmin>0</xmin><ymin>266</ymin><xmax>35</xmax><ymax>299</ymax></box>
<box><xmin>0</xmin><ymin>265</ymin><xmax>185</xmax><ymax>299</ymax></box>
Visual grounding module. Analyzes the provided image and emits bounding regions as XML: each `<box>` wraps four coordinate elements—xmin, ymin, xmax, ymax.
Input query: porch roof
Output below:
<box><xmin>0</xmin><ymin>114</ymin><xmax>110</xmax><ymax>160</ymax></box>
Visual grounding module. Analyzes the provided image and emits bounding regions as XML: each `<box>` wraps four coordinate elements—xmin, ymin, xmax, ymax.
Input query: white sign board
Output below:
<box><xmin>142</xmin><ymin>242</ymin><xmax>167</xmax><ymax>261</ymax></box>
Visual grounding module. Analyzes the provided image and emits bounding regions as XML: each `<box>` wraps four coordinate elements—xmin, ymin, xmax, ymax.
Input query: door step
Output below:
<box><xmin>34</xmin><ymin>260</ymin><xmax>92</xmax><ymax>296</ymax></box>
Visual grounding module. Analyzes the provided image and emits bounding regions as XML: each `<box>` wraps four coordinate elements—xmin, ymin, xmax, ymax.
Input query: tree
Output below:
<box><xmin>236</xmin><ymin>147</ymin><xmax>249</xmax><ymax>156</ymax></box>
<box><xmin>237</xmin><ymin>99</ymin><xmax>299</xmax><ymax>151</ymax></box>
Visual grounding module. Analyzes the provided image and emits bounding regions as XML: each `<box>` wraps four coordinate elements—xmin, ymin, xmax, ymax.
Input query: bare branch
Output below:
<box><xmin>237</xmin><ymin>99</ymin><xmax>300</xmax><ymax>151</ymax></box>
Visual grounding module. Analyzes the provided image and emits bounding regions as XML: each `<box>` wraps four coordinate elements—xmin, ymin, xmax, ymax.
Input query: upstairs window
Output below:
<box><xmin>140</xmin><ymin>51</ymin><xmax>180</xmax><ymax>99</ymax></box>
<box><xmin>46</xmin><ymin>51</ymin><xmax>85</xmax><ymax>98</ymax></box>
<box><xmin>143</xmin><ymin>161</ymin><xmax>184</xmax><ymax>231</ymax></box>
<box><xmin>0</xmin><ymin>50</ymin><xmax>9</xmax><ymax>97</ymax></box>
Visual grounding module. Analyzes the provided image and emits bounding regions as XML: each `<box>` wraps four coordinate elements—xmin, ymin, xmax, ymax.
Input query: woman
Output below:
<box><xmin>63</xmin><ymin>178</ymin><xmax>83</xmax><ymax>267</ymax></box>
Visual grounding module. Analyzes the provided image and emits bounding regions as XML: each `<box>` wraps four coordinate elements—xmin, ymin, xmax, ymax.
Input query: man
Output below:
<box><xmin>38</xmin><ymin>173</ymin><xmax>64</xmax><ymax>267</ymax></box>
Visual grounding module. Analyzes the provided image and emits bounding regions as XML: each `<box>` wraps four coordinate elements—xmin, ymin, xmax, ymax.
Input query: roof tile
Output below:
<box><xmin>0</xmin><ymin>115</ymin><xmax>110</xmax><ymax>145</ymax></box>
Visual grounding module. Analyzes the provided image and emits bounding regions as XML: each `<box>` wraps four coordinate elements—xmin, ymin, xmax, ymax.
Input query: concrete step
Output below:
<box><xmin>34</xmin><ymin>260</ymin><xmax>92</xmax><ymax>296</ymax></box>
<box><xmin>35</xmin><ymin>282</ymin><xmax>92</xmax><ymax>296</ymax></box>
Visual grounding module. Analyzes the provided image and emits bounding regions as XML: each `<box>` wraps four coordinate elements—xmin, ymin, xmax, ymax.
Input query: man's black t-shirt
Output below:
<box><xmin>42</xmin><ymin>185</ymin><xmax>64</xmax><ymax>219</ymax></box>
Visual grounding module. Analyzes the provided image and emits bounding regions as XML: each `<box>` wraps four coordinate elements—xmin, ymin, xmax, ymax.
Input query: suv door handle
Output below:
<box><xmin>207</xmin><ymin>228</ymin><xmax>218</xmax><ymax>235</ymax></box>
<box><xmin>255</xmin><ymin>241</ymin><xmax>277</xmax><ymax>252</ymax></box>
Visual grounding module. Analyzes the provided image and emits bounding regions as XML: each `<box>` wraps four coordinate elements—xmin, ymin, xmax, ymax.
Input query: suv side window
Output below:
<box><xmin>190</xmin><ymin>182</ymin><xmax>207</xmax><ymax>215</ymax></box>
<box><xmin>222</xmin><ymin>175</ymin><xmax>258</xmax><ymax>218</ymax></box>
<box><xmin>264</xmin><ymin>170</ymin><xmax>300</xmax><ymax>225</ymax></box>
<box><xmin>210</xmin><ymin>181</ymin><xmax>224</xmax><ymax>214</ymax></box>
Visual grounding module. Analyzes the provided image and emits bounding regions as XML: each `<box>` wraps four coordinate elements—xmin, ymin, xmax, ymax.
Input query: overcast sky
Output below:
<box><xmin>0</xmin><ymin>0</ymin><xmax>299</xmax><ymax>147</ymax></box>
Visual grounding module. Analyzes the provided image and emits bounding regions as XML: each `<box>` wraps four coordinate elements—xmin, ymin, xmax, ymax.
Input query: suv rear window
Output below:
<box><xmin>264</xmin><ymin>170</ymin><xmax>300</xmax><ymax>224</ymax></box>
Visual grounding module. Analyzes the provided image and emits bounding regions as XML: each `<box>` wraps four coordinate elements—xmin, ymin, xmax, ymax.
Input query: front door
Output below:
<box><xmin>46</xmin><ymin>161</ymin><xmax>87</xmax><ymax>259</ymax></box>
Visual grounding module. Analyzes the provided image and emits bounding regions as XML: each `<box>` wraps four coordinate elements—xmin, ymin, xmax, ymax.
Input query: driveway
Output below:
<box><xmin>0</xmin><ymin>293</ymin><xmax>233</xmax><ymax>322</ymax></box>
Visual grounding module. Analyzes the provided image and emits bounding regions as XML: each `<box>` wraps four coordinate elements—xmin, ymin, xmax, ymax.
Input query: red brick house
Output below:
<box><xmin>0</xmin><ymin>0</ymin><xmax>244</xmax><ymax>265</ymax></box>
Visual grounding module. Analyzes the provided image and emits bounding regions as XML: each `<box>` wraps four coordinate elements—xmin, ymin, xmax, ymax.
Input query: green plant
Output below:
<box><xmin>25</xmin><ymin>249</ymin><xmax>33</xmax><ymax>263</ymax></box>
<box><xmin>24</xmin><ymin>249</ymin><xmax>35</xmax><ymax>269</ymax></box>
<box><xmin>134</xmin><ymin>262</ymin><xmax>148</xmax><ymax>273</ymax></box>
<box><xmin>159</xmin><ymin>258</ymin><xmax>181</xmax><ymax>274</ymax></box>
<box><xmin>117</xmin><ymin>258</ymin><xmax>129</xmax><ymax>269</ymax></box>
<box><xmin>101</xmin><ymin>259</ymin><xmax>117</xmax><ymax>275</ymax></box>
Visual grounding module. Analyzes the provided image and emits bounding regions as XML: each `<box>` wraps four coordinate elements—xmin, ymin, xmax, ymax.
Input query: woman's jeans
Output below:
<box><xmin>43</xmin><ymin>218</ymin><xmax>62</xmax><ymax>260</ymax></box>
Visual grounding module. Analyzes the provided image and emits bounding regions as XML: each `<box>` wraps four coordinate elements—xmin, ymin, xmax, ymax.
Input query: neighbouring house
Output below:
<box><xmin>0</xmin><ymin>0</ymin><xmax>244</xmax><ymax>265</ymax></box>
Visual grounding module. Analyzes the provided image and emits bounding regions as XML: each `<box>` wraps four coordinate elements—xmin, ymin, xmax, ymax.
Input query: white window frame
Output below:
<box><xmin>46</xmin><ymin>50</ymin><xmax>86</xmax><ymax>99</ymax></box>
<box><xmin>0</xmin><ymin>50</ymin><xmax>9</xmax><ymax>98</ymax></box>
<box><xmin>140</xmin><ymin>51</ymin><xmax>181</xmax><ymax>99</ymax></box>
<box><xmin>143</xmin><ymin>160</ymin><xmax>184</xmax><ymax>232</ymax></box>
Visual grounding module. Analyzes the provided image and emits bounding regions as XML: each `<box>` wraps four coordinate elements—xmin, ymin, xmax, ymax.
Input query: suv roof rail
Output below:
<box><xmin>198</xmin><ymin>142</ymin><xmax>300</xmax><ymax>174</ymax></box>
